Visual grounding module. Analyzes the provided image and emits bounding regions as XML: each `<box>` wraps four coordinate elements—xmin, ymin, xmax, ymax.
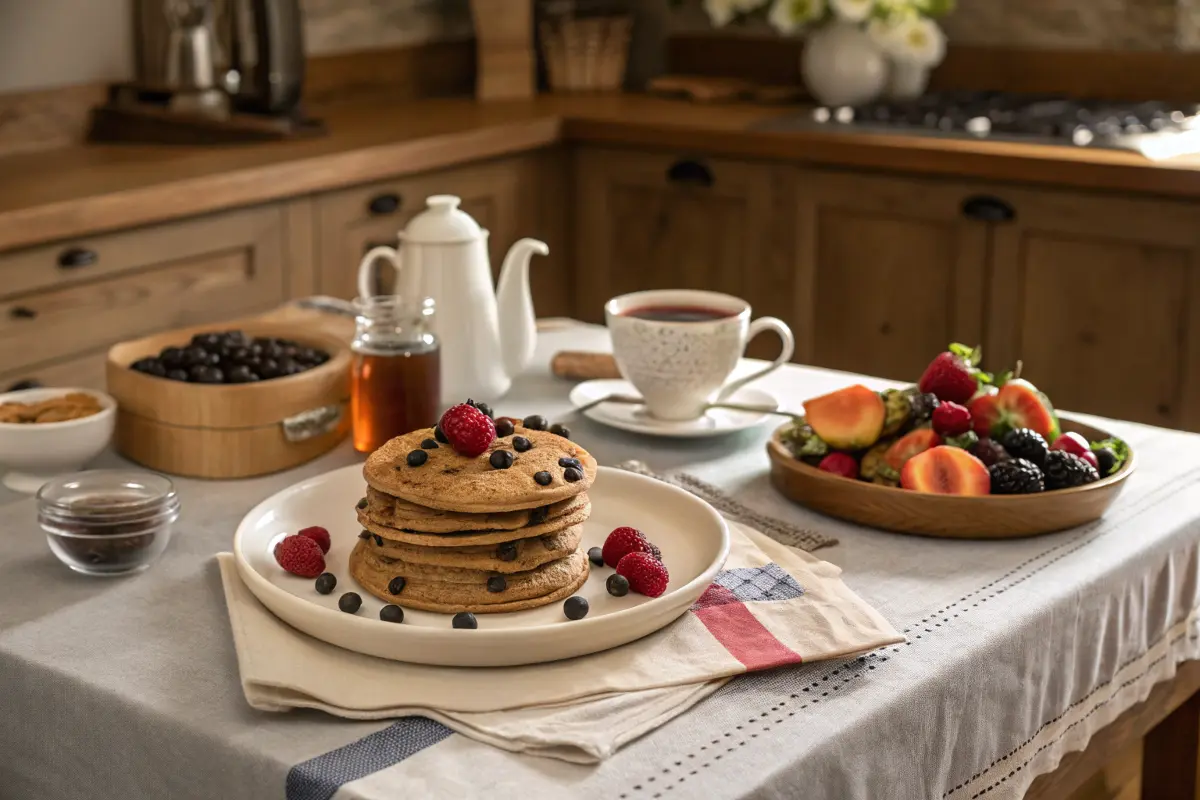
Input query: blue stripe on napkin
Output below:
<box><xmin>286</xmin><ymin>717</ymin><xmax>453</xmax><ymax>800</ymax></box>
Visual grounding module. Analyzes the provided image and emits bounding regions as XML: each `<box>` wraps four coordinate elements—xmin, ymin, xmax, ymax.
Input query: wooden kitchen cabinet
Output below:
<box><xmin>985</xmin><ymin>187</ymin><xmax>1200</xmax><ymax>430</ymax></box>
<box><xmin>314</xmin><ymin>152</ymin><xmax>571</xmax><ymax>317</ymax></box>
<box><xmin>793</xmin><ymin>169</ymin><xmax>989</xmax><ymax>382</ymax></box>
<box><xmin>571</xmin><ymin>147</ymin><xmax>799</xmax><ymax>359</ymax></box>
<box><xmin>0</xmin><ymin>203</ymin><xmax>287</xmax><ymax>390</ymax></box>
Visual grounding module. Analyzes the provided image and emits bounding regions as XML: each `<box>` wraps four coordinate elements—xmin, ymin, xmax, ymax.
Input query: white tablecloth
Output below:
<box><xmin>2</xmin><ymin>324</ymin><xmax>1199</xmax><ymax>800</ymax></box>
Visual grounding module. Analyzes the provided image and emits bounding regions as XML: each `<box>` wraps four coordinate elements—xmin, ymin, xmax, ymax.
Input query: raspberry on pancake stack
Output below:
<box><xmin>349</xmin><ymin>403</ymin><xmax>596</xmax><ymax>614</ymax></box>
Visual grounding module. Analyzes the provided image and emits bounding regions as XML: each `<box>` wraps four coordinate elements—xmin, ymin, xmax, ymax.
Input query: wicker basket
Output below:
<box><xmin>539</xmin><ymin>13</ymin><xmax>632</xmax><ymax>92</ymax></box>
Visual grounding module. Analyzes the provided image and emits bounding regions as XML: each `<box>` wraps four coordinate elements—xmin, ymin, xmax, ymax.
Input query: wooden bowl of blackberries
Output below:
<box><xmin>106</xmin><ymin>322</ymin><xmax>350</xmax><ymax>479</ymax></box>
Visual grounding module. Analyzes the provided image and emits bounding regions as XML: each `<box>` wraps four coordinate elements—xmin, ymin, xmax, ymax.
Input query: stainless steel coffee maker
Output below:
<box><xmin>134</xmin><ymin>0</ymin><xmax>306</xmax><ymax>118</ymax></box>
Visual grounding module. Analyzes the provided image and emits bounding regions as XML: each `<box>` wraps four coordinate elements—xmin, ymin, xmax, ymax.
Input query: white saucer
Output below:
<box><xmin>568</xmin><ymin>379</ymin><xmax>781</xmax><ymax>439</ymax></box>
<box><xmin>233</xmin><ymin>465</ymin><xmax>729</xmax><ymax>667</ymax></box>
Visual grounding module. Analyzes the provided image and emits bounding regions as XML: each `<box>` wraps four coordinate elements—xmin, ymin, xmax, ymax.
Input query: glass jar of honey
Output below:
<box><xmin>350</xmin><ymin>296</ymin><xmax>441</xmax><ymax>453</ymax></box>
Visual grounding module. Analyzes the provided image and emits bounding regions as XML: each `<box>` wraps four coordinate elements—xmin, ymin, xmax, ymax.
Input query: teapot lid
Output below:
<box><xmin>403</xmin><ymin>195</ymin><xmax>485</xmax><ymax>245</ymax></box>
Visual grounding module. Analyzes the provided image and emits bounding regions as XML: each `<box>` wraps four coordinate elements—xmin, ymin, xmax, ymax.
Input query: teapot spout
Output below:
<box><xmin>495</xmin><ymin>237</ymin><xmax>549</xmax><ymax>381</ymax></box>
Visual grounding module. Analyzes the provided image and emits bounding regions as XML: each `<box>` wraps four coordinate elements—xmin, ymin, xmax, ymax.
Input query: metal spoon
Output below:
<box><xmin>573</xmin><ymin>393</ymin><xmax>802</xmax><ymax>422</ymax></box>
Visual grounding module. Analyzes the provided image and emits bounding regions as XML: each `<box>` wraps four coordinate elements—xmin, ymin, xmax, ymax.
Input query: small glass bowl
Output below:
<box><xmin>37</xmin><ymin>470</ymin><xmax>181</xmax><ymax>576</ymax></box>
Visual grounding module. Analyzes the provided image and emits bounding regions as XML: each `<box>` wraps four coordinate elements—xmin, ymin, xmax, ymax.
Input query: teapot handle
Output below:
<box><xmin>357</xmin><ymin>244</ymin><xmax>403</xmax><ymax>299</ymax></box>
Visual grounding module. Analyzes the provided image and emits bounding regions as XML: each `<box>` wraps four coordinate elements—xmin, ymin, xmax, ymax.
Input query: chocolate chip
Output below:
<box><xmin>522</xmin><ymin>414</ymin><xmax>547</xmax><ymax>431</ymax></box>
<box><xmin>564</xmin><ymin>596</ymin><xmax>589</xmax><ymax>620</ymax></box>
<box><xmin>495</xmin><ymin>418</ymin><xmax>515</xmax><ymax>437</ymax></box>
<box><xmin>530</xmin><ymin>506</ymin><xmax>549</xmax><ymax>524</ymax></box>
<box><xmin>380</xmin><ymin>604</ymin><xmax>404</xmax><ymax>623</ymax></box>
<box><xmin>588</xmin><ymin>547</ymin><xmax>604</xmax><ymax>567</ymax></box>
<box><xmin>338</xmin><ymin>592</ymin><xmax>362</xmax><ymax>614</ymax></box>
<box><xmin>388</xmin><ymin>576</ymin><xmax>406</xmax><ymax>595</ymax></box>
<box><xmin>487</xmin><ymin>575</ymin><xmax>507</xmax><ymax>593</ymax></box>
<box><xmin>549</xmin><ymin>423</ymin><xmax>571</xmax><ymax>439</ymax></box>
<box><xmin>607</xmin><ymin>574</ymin><xmax>630</xmax><ymax>597</ymax></box>
<box><xmin>406</xmin><ymin>449</ymin><xmax>428</xmax><ymax>467</ymax></box>
<box><xmin>373</xmin><ymin>534</ymin><xmax>383</xmax><ymax>547</ymax></box>
<box><xmin>558</xmin><ymin>457</ymin><xmax>581</xmax><ymax>469</ymax></box>
<box><xmin>434</xmin><ymin>425</ymin><xmax>448</xmax><ymax>444</ymax></box>
<box><xmin>453</xmin><ymin>612</ymin><xmax>477</xmax><ymax>629</ymax></box>
<box><xmin>563</xmin><ymin>467</ymin><xmax>583</xmax><ymax>483</ymax></box>
<box><xmin>356</xmin><ymin>497</ymin><xmax>368</xmax><ymax>510</ymax></box>
<box><xmin>534</xmin><ymin>470</ymin><xmax>553</xmax><ymax>486</ymax></box>
<box><xmin>315</xmin><ymin>573</ymin><xmax>337</xmax><ymax>594</ymax></box>
<box><xmin>490</xmin><ymin>450</ymin><xmax>514</xmax><ymax>470</ymax></box>
<box><xmin>496</xmin><ymin>542</ymin><xmax>518</xmax><ymax>561</ymax></box>
<box><xmin>359</xmin><ymin>530</ymin><xmax>371</xmax><ymax>540</ymax></box>
<box><xmin>513</xmin><ymin>436</ymin><xmax>533</xmax><ymax>453</ymax></box>
<box><xmin>421</xmin><ymin>438</ymin><xmax>439</xmax><ymax>449</ymax></box>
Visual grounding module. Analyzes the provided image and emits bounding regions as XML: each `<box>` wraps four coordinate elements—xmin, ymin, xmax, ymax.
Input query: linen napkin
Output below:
<box><xmin>217</xmin><ymin>523</ymin><xmax>901</xmax><ymax>763</ymax></box>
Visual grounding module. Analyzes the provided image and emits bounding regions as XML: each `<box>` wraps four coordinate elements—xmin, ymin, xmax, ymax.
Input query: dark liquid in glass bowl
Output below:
<box><xmin>621</xmin><ymin>305</ymin><xmax>736</xmax><ymax>323</ymax></box>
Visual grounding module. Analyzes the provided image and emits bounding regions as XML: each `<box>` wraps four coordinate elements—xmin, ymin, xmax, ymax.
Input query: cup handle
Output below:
<box><xmin>358</xmin><ymin>246</ymin><xmax>401</xmax><ymax>299</ymax></box>
<box><xmin>714</xmin><ymin>317</ymin><xmax>795</xmax><ymax>403</ymax></box>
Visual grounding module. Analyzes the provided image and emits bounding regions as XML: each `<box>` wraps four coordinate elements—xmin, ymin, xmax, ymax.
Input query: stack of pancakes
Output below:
<box><xmin>349</xmin><ymin>424</ymin><xmax>598</xmax><ymax>613</ymax></box>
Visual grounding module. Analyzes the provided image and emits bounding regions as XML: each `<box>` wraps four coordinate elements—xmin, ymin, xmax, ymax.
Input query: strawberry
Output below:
<box><xmin>817</xmin><ymin>452</ymin><xmax>859</xmax><ymax>479</ymax></box>
<box><xmin>273</xmin><ymin>535</ymin><xmax>326</xmax><ymax>578</ymax></box>
<box><xmin>967</xmin><ymin>389</ymin><xmax>1000</xmax><ymax>438</ymax></box>
<box><xmin>438</xmin><ymin>402</ymin><xmax>497</xmax><ymax>457</ymax></box>
<box><xmin>298</xmin><ymin>525</ymin><xmax>331</xmax><ymax>554</ymax></box>
<box><xmin>616</xmin><ymin>551</ymin><xmax>670</xmax><ymax>598</ymax></box>
<box><xmin>932</xmin><ymin>402</ymin><xmax>972</xmax><ymax>436</ymax></box>
<box><xmin>602</xmin><ymin>526</ymin><xmax>661</xmax><ymax>567</ymax></box>
<box><xmin>918</xmin><ymin>344</ymin><xmax>985</xmax><ymax>405</ymax></box>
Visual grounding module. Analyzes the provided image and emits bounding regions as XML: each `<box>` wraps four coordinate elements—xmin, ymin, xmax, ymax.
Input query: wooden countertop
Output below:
<box><xmin>4</xmin><ymin>92</ymin><xmax>1200</xmax><ymax>252</ymax></box>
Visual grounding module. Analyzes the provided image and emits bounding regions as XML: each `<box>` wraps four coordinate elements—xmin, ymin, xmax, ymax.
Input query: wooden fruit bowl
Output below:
<box><xmin>767</xmin><ymin>417</ymin><xmax>1136</xmax><ymax>539</ymax></box>
<box><xmin>107</xmin><ymin>322</ymin><xmax>351</xmax><ymax>479</ymax></box>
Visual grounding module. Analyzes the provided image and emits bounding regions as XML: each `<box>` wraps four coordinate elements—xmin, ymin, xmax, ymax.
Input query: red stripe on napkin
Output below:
<box><xmin>693</xmin><ymin>600</ymin><xmax>802</xmax><ymax>671</ymax></box>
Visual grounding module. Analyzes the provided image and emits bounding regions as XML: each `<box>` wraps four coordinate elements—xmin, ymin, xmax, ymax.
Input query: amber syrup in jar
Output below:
<box><xmin>351</xmin><ymin>296</ymin><xmax>441</xmax><ymax>453</ymax></box>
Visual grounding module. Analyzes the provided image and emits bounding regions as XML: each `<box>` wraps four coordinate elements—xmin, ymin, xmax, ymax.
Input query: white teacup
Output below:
<box><xmin>605</xmin><ymin>290</ymin><xmax>795</xmax><ymax>421</ymax></box>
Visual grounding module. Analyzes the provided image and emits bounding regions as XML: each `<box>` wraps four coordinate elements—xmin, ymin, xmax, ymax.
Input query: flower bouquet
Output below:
<box><xmin>687</xmin><ymin>0</ymin><xmax>957</xmax><ymax>105</ymax></box>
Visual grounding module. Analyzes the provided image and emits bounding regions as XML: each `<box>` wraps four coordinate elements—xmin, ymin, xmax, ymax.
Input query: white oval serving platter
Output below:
<box><xmin>233</xmin><ymin>464</ymin><xmax>730</xmax><ymax>667</ymax></box>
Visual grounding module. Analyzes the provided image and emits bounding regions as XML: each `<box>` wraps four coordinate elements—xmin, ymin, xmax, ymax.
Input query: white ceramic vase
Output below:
<box><xmin>885</xmin><ymin>59</ymin><xmax>931</xmax><ymax>101</ymax></box>
<box><xmin>801</xmin><ymin>21</ymin><xmax>888</xmax><ymax>107</ymax></box>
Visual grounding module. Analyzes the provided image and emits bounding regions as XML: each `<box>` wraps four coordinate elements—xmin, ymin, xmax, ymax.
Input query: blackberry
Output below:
<box><xmin>1043</xmin><ymin>451</ymin><xmax>1099</xmax><ymax>490</ymax></box>
<box><xmin>1002</xmin><ymin>428</ymin><xmax>1048</xmax><ymax>467</ymax></box>
<box><xmin>970</xmin><ymin>438</ymin><xmax>1010</xmax><ymax>468</ymax></box>
<box><xmin>909</xmin><ymin>392</ymin><xmax>941</xmax><ymax>422</ymax></box>
<box><xmin>989</xmin><ymin>459</ymin><xmax>1044</xmax><ymax>494</ymax></box>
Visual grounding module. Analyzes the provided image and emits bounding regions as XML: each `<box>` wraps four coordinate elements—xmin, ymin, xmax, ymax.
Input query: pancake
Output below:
<box><xmin>349</xmin><ymin>540</ymin><xmax>589</xmax><ymax>613</ymax></box>
<box><xmin>362</xmin><ymin>488</ymin><xmax>585</xmax><ymax>534</ymax></box>
<box><xmin>356</xmin><ymin>500</ymin><xmax>591</xmax><ymax>548</ymax></box>
<box><xmin>365</xmin><ymin>524</ymin><xmax>583</xmax><ymax>573</ymax></box>
<box><xmin>363</xmin><ymin>425</ymin><xmax>597</xmax><ymax>512</ymax></box>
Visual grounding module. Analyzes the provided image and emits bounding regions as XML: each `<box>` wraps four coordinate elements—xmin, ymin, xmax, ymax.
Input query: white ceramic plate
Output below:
<box><xmin>568</xmin><ymin>379</ymin><xmax>780</xmax><ymax>439</ymax></box>
<box><xmin>233</xmin><ymin>465</ymin><xmax>730</xmax><ymax>667</ymax></box>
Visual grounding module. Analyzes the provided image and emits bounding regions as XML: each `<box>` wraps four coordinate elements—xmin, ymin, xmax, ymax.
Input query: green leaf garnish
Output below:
<box><xmin>945</xmin><ymin>431</ymin><xmax>979</xmax><ymax>450</ymax></box>
<box><xmin>948</xmin><ymin>342</ymin><xmax>983</xmax><ymax>367</ymax></box>
<box><xmin>1091</xmin><ymin>437</ymin><xmax>1130</xmax><ymax>470</ymax></box>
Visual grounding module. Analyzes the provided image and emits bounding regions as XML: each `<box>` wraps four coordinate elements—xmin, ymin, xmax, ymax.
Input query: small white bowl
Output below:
<box><xmin>0</xmin><ymin>388</ymin><xmax>117</xmax><ymax>494</ymax></box>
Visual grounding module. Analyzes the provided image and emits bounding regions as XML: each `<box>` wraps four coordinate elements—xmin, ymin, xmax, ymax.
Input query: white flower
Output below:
<box><xmin>703</xmin><ymin>0</ymin><xmax>770</xmax><ymax>27</ymax></box>
<box><xmin>887</xmin><ymin>15</ymin><xmax>946</xmax><ymax>66</ymax></box>
<box><xmin>768</xmin><ymin>0</ymin><xmax>827</xmax><ymax>35</ymax></box>
<box><xmin>830</xmin><ymin>0</ymin><xmax>875</xmax><ymax>22</ymax></box>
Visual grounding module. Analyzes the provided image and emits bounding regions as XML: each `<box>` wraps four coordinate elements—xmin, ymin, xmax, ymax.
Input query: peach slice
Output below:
<box><xmin>900</xmin><ymin>445</ymin><xmax>991</xmax><ymax>496</ymax></box>
<box><xmin>804</xmin><ymin>385</ymin><xmax>886</xmax><ymax>451</ymax></box>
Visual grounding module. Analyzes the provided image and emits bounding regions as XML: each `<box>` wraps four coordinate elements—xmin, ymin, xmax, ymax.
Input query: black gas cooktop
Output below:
<box><xmin>760</xmin><ymin>91</ymin><xmax>1200</xmax><ymax>155</ymax></box>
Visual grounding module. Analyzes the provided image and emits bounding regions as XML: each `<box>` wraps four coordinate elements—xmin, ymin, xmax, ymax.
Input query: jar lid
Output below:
<box><xmin>401</xmin><ymin>195</ymin><xmax>486</xmax><ymax>245</ymax></box>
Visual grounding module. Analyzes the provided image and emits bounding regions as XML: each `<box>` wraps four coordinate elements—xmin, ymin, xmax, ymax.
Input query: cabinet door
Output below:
<box><xmin>314</xmin><ymin>154</ymin><xmax>570</xmax><ymax>317</ymax></box>
<box><xmin>794</xmin><ymin>169</ymin><xmax>989</xmax><ymax>382</ymax></box>
<box><xmin>572</xmin><ymin>147</ymin><xmax>798</xmax><ymax>359</ymax></box>
<box><xmin>987</xmin><ymin>189</ymin><xmax>1200</xmax><ymax>430</ymax></box>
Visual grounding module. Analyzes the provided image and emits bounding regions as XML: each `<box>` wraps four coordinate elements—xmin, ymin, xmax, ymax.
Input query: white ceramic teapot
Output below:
<box><xmin>357</xmin><ymin>195</ymin><xmax>549</xmax><ymax>403</ymax></box>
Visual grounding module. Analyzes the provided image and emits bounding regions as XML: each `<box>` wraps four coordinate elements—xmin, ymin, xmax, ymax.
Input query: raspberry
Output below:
<box><xmin>439</xmin><ymin>403</ymin><xmax>497</xmax><ymax>457</ymax></box>
<box><xmin>616</xmin><ymin>552</ymin><xmax>670</xmax><ymax>598</ymax></box>
<box><xmin>297</xmin><ymin>525</ymin><xmax>331</xmax><ymax>554</ymax></box>
<box><xmin>602</xmin><ymin>526</ymin><xmax>661</xmax><ymax>568</ymax></box>
<box><xmin>932</xmin><ymin>401</ymin><xmax>972</xmax><ymax>437</ymax></box>
<box><xmin>273</xmin><ymin>535</ymin><xmax>326</xmax><ymax>578</ymax></box>
<box><xmin>817</xmin><ymin>452</ymin><xmax>858</xmax><ymax>479</ymax></box>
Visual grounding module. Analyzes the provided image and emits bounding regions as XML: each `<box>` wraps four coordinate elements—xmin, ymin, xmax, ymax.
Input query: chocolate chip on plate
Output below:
<box><xmin>453</xmin><ymin>612</ymin><xmax>478</xmax><ymax>629</ymax></box>
<box><xmin>380</xmin><ymin>604</ymin><xmax>405</xmax><ymax>623</ymax></box>
<box><xmin>588</xmin><ymin>547</ymin><xmax>604</xmax><ymax>567</ymax></box>
<box><xmin>338</xmin><ymin>592</ymin><xmax>362</xmax><ymax>614</ymax></box>
<box><xmin>607</xmin><ymin>574</ymin><xmax>630</xmax><ymax>597</ymax></box>
<box><xmin>315</xmin><ymin>573</ymin><xmax>337</xmax><ymax>594</ymax></box>
<box><xmin>563</xmin><ymin>596</ymin><xmax>589</xmax><ymax>620</ymax></box>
